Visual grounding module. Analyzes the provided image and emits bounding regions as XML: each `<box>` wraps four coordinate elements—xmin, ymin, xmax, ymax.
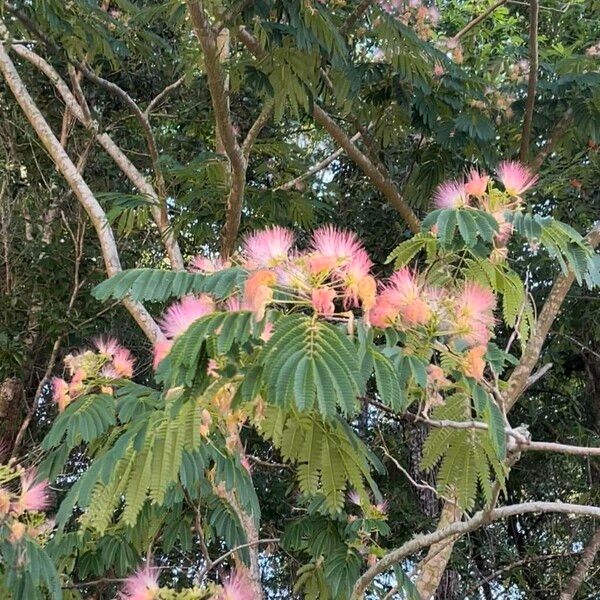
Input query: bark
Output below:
<box><xmin>0</xmin><ymin>40</ymin><xmax>162</xmax><ymax>342</ymax></box>
<box><xmin>560</xmin><ymin>528</ymin><xmax>600</xmax><ymax>600</ymax></box>
<box><xmin>519</xmin><ymin>0</ymin><xmax>539</xmax><ymax>161</ymax></box>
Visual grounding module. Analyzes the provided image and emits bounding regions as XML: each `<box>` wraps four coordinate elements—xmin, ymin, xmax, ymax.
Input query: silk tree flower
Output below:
<box><xmin>464</xmin><ymin>345</ymin><xmax>487</xmax><ymax>380</ymax></box>
<box><xmin>242</xmin><ymin>226</ymin><xmax>294</xmax><ymax>269</ymax></box>
<box><xmin>102</xmin><ymin>346</ymin><xmax>135</xmax><ymax>379</ymax></box>
<box><xmin>348</xmin><ymin>490</ymin><xmax>362</xmax><ymax>506</ymax></box>
<box><xmin>453</xmin><ymin>283</ymin><xmax>496</xmax><ymax>347</ymax></box>
<box><xmin>496</xmin><ymin>161</ymin><xmax>538</xmax><ymax>196</ymax></box>
<box><xmin>15</xmin><ymin>469</ymin><xmax>50</xmax><ymax>514</ymax></box>
<box><xmin>119</xmin><ymin>567</ymin><xmax>160</xmax><ymax>600</ymax></box>
<box><xmin>152</xmin><ymin>339</ymin><xmax>173</xmax><ymax>371</ymax></box>
<box><xmin>310</xmin><ymin>225</ymin><xmax>365</xmax><ymax>268</ymax></box>
<box><xmin>433</xmin><ymin>180</ymin><xmax>468</xmax><ymax>209</ymax></box>
<box><xmin>492</xmin><ymin>210</ymin><xmax>514</xmax><ymax>246</ymax></box>
<box><xmin>340</xmin><ymin>249</ymin><xmax>374</xmax><ymax>308</ymax></box>
<box><xmin>243</xmin><ymin>270</ymin><xmax>277</xmax><ymax>321</ymax></box>
<box><xmin>464</xmin><ymin>169</ymin><xmax>489</xmax><ymax>197</ymax></box>
<box><xmin>307</xmin><ymin>253</ymin><xmax>339</xmax><ymax>276</ymax></box>
<box><xmin>427</xmin><ymin>364</ymin><xmax>451</xmax><ymax>388</ymax></box>
<box><xmin>159</xmin><ymin>294</ymin><xmax>215</xmax><ymax>339</ymax></box>
<box><xmin>219</xmin><ymin>570</ymin><xmax>254</xmax><ymax>600</ymax></box>
<box><xmin>190</xmin><ymin>254</ymin><xmax>230</xmax><ymax>273</ymax></box>
<box><xmin>51</xmin><ymin>377</ymin><xmax>70</xmax><ymax>412</ymax></box>
<box><xmin>93</xmin><ymin>336</ymin><xmax>121</xmax><ymax>358</ymax></box>
<box><xmin>387</xmin><ymin>269</ymin><xmax>432</xmax><ymax>326</ymax></box>
<box><xmin>311</xmin><ymin>287</ymin><xmax>336</xmax><ymax>316</ymax></box>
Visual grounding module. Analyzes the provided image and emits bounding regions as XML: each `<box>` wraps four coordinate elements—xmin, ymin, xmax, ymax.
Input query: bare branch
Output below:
<box><xmin>454</xmin><ymin>0</ymin><xmax>508</xmax><ymax>41</ymax></box>
<box><xmin>560</xmin><ymin>528</ymin><xmax>600</xmax><ymax>600</ymax></box>
<box><xmin>242</xmin><ymin>100</ymin><xmax>274</xmax><ymax>159</ymax></box>
<box><xmin>197</xmin><ymin>538</ymin><xmax>280</xmax><ymax>582</ymax></box>
<box><xmin>275</xmin><ymin>132</ymin><xmax>362</xmax><ymax>192</ymax></box>
<box><xmin>0</xmin><ymin>39</ymin><xmax>162</xmax><ymax>342</ymax></box>
<box><xmin>530</xmin><ymin>107</ymin><xmax>573</xmax><ymax>173</ymax></box>
<box><xmin>144</xmin><ymin>74</ymin><xmax>186</xmax><ymax>117</ymax></box>
<box><xmin>351</xmin><ymin>502</ymin><xmax>600</xmax><ymax>599</ymax></box>
<box><xmin>519</xmin><ymin>0</ymin><xmax>539</xmax><ymax>161</ymax></box>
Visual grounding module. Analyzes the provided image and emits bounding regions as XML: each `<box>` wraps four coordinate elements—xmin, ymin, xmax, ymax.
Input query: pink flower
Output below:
<box><xmin>242</xmin><ymin>227</ymin><xmax>294</xmax><ymax>269</ymax></box>
<box><xmin>190</xmin><ymin>255</ymin><xmax>230</xmax><ymax>273</ymax></box>
<box><xmin>311</xmin><ymin>287</ymin><xmax>336</xmax><ymax>316</ymax></box>
<box><xmin>240</xmin><ymin>455</ymin><xmax>252</xmax><ymax>474</ymax></box>
<box><xmin>244</xmin><ymin>270</ymin><xmax>277</xmax><ymax>321</ymax></box>
<box><xmin>307</xmin><ymin>254</ymin><xmax>339</xmax><ymax>276</ymax></box>
<box><xmin>496</xmin><ymin>161</ymin><xmax>538</xmax><ymax>196</ymax></box>
<box><xmin>69</xmin><ymin>368</ymin><xmax>86</xmax><ymax>398</ymax></box>
<box><xmin>152</xmin><ymin>339</ymin><xmax>173</xmax><ymax>370</ymax></box>
<box><xmin>16</xmin><ymin>469</ymin><xmax>50</xmax><ymax>513</ymax></box>
<box><xmin>433</xmin><ymin>63</ymin><xmax>445</xmax><ymax>77</ymax></box>
<box><xmin>51</xmin><ymin>377</ymin><xmax>70</xmax><ymax>413</ymax></box>
<box><xmin>375</xmin><ymin>500</ymin><xmax>389</xmax><ymax>514</ymax></box>
<box><xmin>464</xmin><ymin>169</ymin><xmax>489</xmax><ymax>197</ymax></box>
<box><xmin>310</xmin><ymin>226</ymin><xmax>365</xmax><ymax>267</ymax></box>
<box><xmin>464</xmin><ymin>345</ymin><xmax>487</xmax><ymax>380</ymax></box>
<box><xmin>207</xmin><ymin>359</ymin><xmax>219</xmax><ymax>378</ymax></box>
<box><xmin>492</xmin><ymin>210</ymin><xmax>514</xmax><ymax>246</ymax></box>
<box><xmin>159</xmin><ymin>294</ymin><xmax>215</xmax><ymax>339</ymax></box>
<box><xmin>433</xmin><ymin>180</ymin><xmax>467</xmax><ymax>209</ymax></box>
<box><xmin>348</xmin><ymin>490</ymin><xmax>362</xmax><ymax>506</ymax></box>
<box><xmin>111</xmin><ymin>347</ymin><xmax>135</xmax><ymax>378</ymax></box>
<box><xmin>427</xmin><ymin>364</ymin><xmax>450</xmax><ymax>387</ymax></box>
<box><xmin>119</xmin><ymin>567</ymin><xmax>160</xmax><ymax>600</ymax></box>
<box><xmin>386</xmin><ymin>269</ymin><xmax>432</xmax><ymax>326</ymax></box>
<box><xmin>341</xmin><ymin>249</ymin><xmax>374</xmax><ymax>308</ymax></box>
<box><xmin>453</xmin><ymin>283</ymin><xmax>496</xmax><ymax>346</ymax></box>
<box><xmin>93</xmin><ymin>336</ymin><xmax>120</xmax><ymax>357</ymax></box>
<box><xmin>219</xmin><ymin>570</ymin><xmax>254</xmax><ymax>600</ymax></box>
<box><xmin>260</xmin><ymin>321</ymin><xmax>274</xmax><ymax>342</ymax></box>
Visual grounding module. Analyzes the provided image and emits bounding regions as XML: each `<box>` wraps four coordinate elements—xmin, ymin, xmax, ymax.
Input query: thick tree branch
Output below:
<box><xmin>0</xmin><ymin>40</ymin><xmax>162</xmax><ymax>342</ymax></box>
<box><xmin>236</xmin><ymin>26</ymin><xmax>421</xmax><ymax>234</ymax></box>
<box><xmin>560</xmin><ymin>528</ymin><xmax>600</xmax><ymax>600</ymax></box>
<box><xmin>519</xmin><ymin>0</ymin><xmax>539</xmax><ymax>161</ymax></box>
<box><xmin>187</xmin><ymin>1</ymin><xmax>247</xmax><ymax>257</ymax></box>
<box><xmin>351</xmin><ymin>502</ymin><xmax>600</xmax><ymax>599</ymax></box>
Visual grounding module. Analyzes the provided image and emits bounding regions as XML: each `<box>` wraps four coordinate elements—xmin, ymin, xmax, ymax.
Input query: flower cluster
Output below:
<box><xmin>119</xmin><ymin>566</ymin><xmax>253</xmax><ymax>600</ymax></box>
<box><xmin>51</xmin><ymin>337</ymin><xmax>135</xmax><ymax>412</ymax></box>
<box><xmin>0</xmin><ymin>463</ymin><xmax>51</xmax><ymax>546</ymax></box>
<box><xmin>433</xmin><ymin>159</ymin><xmax>538</xmax><ymax>254</ymax></box>
<box><xmin>378</xmin><ymin>0</ymin><xmax>440</xmax><ymax>41</ymax></box>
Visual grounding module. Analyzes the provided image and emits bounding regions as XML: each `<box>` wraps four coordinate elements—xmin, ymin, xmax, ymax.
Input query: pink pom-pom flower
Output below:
<box><xmin>159</xmin><ymin>295</ymin><xmax>215</xmax><ymax>339</ymax></box>
<box><xmin>119</xmin><ymin>567</ymin><xmax>160</xmax><ymax>600</ymax></box>
<box><xmin>496</xmin><ymin>161</ymin><xmax>538</xmax><ymax>196</ymax></box>
<box><xmin>432</xmin><ymin>180</ymin><xmax>468</xmax><ymax>209</ymax></box>
<box><xmin>242</xmin><ymin>227</ymin><xmax>294</xmax><ymax>269</ymax></box>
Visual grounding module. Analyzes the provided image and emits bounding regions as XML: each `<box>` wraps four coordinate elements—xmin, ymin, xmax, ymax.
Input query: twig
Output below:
<box><xmin>196</xmin><ymin>538</ymin><xmax>280</xmax><ymax>582</ymax></box>
<box><xmin>519</xmin><ymin>0</ymin><xmax>539</xmax><ymax>161</ymax></box>
<box><xmin>144</xmin><ymin>75</ymin><xmax>186</xmax><ymax>117</ymax></box>
<box><xmin>455</xmin><ymin>0</ymin><xmax>508</xmax><ymax>40</ymax></box>
<box><xmin>274</xmin><ymin>132</ymin><xmax>362</xmax><ymax>191</ymax></box>
<box><xmin>242</xmin><ymin>100</ymin><xmax>274</xmax><ymax>159</ymax></box>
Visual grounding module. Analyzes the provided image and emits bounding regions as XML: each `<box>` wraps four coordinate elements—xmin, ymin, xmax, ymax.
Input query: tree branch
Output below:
<box><xmin>560</xmin><ymin>528</ymin><xmax>600</xmax><ymax>600</ymax></box>
<box><xmin>0</xmin><ymin>39</ymin><xmax>162</xmax><ymax>342</ymax></box>
<box><xmin>8</xmin><ymin>42</ymin><xmax>184</xmax><ymax>270</ymax></box>
<box><xmin>242</xmin><ymin>100</ymin><xmax>273</xmax><ymax>159</ymax></box>
<box><xmin>144</xmin><ymin>74</ymin><xmax>186</xmax><ymax>117</ymax></box>
<box><xmin>236</xmin><ymin>26</ymin><xmax>421</xmax><ymax>234</ymax></box>
<box><xmin>274</xmin><ymin>132</ymin><xmax>362</xmax><ymax>192</ymax></box>
<box><xmin>187</xmin><ymin>1</ymin><xmax>247</xmax><ymax>258</ymax></box>
<box><xmin>351</xmin><ymin>502</ymin><xmax>600</xmax><ymax>599</ymax></box>
<box><xmin>519</xmin><ymin>0</ymin><xmax>539</xmax><ymax>161</ymax></box>
<box><xmin>454</xmin><ymin>0</ymin><xmax>508</xmax><ymax>41</ymax></box>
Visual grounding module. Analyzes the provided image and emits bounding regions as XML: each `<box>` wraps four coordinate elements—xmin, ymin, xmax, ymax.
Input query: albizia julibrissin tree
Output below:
<box><xmin>1</xmin><ymin>0</ymin><xmax>600</xmax><ymax>599</ymax></box>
